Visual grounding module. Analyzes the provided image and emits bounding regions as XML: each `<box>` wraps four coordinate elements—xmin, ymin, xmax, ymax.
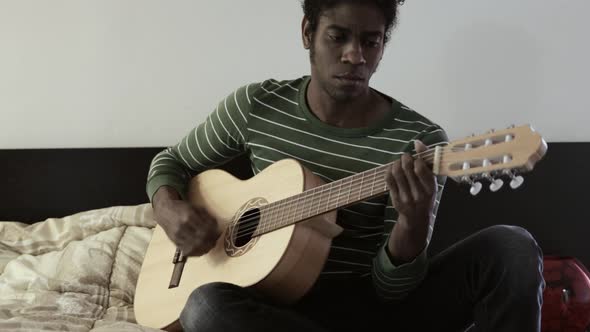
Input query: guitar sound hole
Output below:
<box><xmin>234</xmin><ymin>208</ymin><xmax>261</xmax><ymax>247</ymax></box>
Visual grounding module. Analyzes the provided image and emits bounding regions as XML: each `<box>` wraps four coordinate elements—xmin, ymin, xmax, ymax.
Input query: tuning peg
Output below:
<box><xmin>502</xmin><ymin>169</ymin><xmax>525</xmax><ymax>189</ymax></box>
<box><xmin>482</xmin><ymin>172</ymin><xmax>504</xmax><ymax>192</ymax></box>
<box><xmin>489</xmin><ymin>178</ymin><xmax>504</xmax><ymax>192</ymax></box>
<box><xmin>470</xmin><ymin>182</ymin><xmax>483</xmax><ymax>196</ymax></box>
<box><xmin>462</xmin><ymin>176</ymin><xmax>482</xmax><ymax>196</ymax></box>
<box><xmin>510</xmin><ymin>175</ymin><xmax>524</xmax><ymax>189</ymax></box>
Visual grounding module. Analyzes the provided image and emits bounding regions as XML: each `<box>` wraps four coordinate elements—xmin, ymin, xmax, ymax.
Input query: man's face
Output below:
<box><xmin>305</xmin><ymin>3</ymin><xmax>386</xmax><ymax>102</ymax></box>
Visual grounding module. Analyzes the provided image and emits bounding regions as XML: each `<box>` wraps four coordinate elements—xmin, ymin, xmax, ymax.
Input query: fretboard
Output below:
<box><xmin>253</xmin><ymin>163</ymin><xmax>392</xmax><ymax>236</ymax></box>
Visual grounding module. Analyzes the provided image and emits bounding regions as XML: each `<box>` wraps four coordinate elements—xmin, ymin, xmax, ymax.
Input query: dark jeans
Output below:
<box><xmin>179</xmin><ymin>225</ymin><xmax>545</xmax><ymax>332</ymax></box>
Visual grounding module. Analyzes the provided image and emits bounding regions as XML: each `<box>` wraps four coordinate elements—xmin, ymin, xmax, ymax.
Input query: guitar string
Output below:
<box><xmin>233</xmin><ymin>174</ymin><xmax>391</xmax><ymax>239</ymax></box>
<box><xmin>226</xmin><ymin>148</ymin><xmax>438</xmax><ymax>232</ymax></box>
<box><xmin>229</xmin><ymin>145</ymin><xmax>517</xmax><ymax>238</ymax></box>
<box><xmin>230</xmin><ymin>148</ymin><xmax>517</xmax><ymax>238</ymax></box>
<box><xmin>228</xmin><ymin>148</ymin><xmax>453</xmax><ymax>238</ymax></box>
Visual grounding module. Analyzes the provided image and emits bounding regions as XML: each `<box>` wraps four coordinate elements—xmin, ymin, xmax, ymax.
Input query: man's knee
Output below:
<box><xmin>480</xmin><ymin>225</ymin><xmax>544</xmax><ymax>288</ymax></box>
<box><xmin>481</xmin><ymin>225</ymin><xmax>542</xmax><ymax>257</ymax></box>
<box><xmin>184</xmin><ymin>282</ymin><xmax>234</xmax><ymax>309</ymax></box>
<box><xmin>180</xmin><ymin>282</ymin><xmax>240</xmax><ymax>331</ymax></box>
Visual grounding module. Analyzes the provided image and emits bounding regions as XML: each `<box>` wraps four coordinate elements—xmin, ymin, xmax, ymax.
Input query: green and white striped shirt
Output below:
<box><xmin>146</xmin><ymin>75</ymin><xmax>449</xmax><ymax>301</ymax></box>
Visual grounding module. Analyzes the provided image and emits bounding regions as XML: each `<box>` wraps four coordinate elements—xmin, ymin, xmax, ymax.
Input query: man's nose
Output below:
<box><xmin>341</xmin><ymin>41</ymin><xmax>366</xmax><ymax>65</ymax></box>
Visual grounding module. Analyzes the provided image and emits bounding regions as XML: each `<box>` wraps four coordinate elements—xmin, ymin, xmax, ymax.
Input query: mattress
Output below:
<box><xmin>0</xmin><ymin>204</ymin><xmax>162</xmax><ymax>331</ymax></box>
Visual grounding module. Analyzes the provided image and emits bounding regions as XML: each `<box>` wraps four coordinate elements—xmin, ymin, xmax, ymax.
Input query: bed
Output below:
<box><xmin>0</xmin><ymin>147</ymin><xmax>250</xmax><ymax>331</ymax></box>
<box><xmin>1</xmin><ymin>144</ymin><xmax>589</xmax><ymax>331</ymax></box>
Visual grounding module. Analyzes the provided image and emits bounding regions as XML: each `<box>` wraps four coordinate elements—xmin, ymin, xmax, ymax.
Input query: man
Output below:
<box><xmin>146</xmin><ymin>1</ymin><xmax>544</xmax><ymax>331</ymax></box>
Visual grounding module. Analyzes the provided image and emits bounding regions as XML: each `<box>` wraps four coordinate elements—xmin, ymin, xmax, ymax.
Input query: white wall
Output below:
<box><xmin>1</xmin><ymin>0</ymin><xmax>588</xmax><ymax>149</ymax></box>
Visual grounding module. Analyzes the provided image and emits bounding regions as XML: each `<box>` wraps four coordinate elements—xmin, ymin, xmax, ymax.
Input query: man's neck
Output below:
<box><xmin>306</xmin><ymin>79</ymin><xmax>389</xmax><ymax>129</ymax></box>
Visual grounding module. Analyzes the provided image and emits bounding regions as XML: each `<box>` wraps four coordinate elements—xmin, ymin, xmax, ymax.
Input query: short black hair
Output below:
<box><xmin>301</xmin><ymin>0</ymin><xmax>402</xmax><ymax>45</ymax></box>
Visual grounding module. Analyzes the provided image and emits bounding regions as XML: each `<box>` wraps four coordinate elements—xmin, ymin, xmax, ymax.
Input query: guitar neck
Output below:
<box><xmin>252</xmin><ymin>124</ymin><xmax>547</xmax><ymax>236</ymax></box>
<box><xmin>253</xmin><ymin>147</ymin><xmax>441</xmax><ymax>236</ymax></box>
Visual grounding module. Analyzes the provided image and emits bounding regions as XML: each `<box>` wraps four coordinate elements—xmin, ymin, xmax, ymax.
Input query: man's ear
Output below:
<box><xmin>301</xmin><ymin>17</ymin><xmax>312</xmax><ymax>49</ymax></box>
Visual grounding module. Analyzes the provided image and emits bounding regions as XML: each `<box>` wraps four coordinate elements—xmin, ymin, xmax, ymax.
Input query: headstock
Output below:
<box><xmin>435</xmin><ymin>124</ymin><xmax>547</xmax><ymax>195</ymax></box>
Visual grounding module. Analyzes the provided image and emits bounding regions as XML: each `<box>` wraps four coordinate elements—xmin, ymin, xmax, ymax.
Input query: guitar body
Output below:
<box><xmin>134</xmin><ymin>159</ymin><xmax>340</xmax><ymax>331</ymax></box>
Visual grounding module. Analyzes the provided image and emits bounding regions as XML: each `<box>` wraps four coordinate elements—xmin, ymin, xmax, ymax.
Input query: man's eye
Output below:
<box><xmin>364</xmin><ymin>40</ymin><xmax>381</xmax><ymax>48</ymax></box>
<box><xmin>329</xmin><ymin>35</ymin><xmax>345</xmax><ymax>42</ymax></box>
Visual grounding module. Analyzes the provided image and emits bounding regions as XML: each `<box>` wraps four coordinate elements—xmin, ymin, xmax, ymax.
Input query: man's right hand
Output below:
<box><xmin>152</xmin><ymin>186</ymin><xmax>220</xmax><ymax>256</ymax></box>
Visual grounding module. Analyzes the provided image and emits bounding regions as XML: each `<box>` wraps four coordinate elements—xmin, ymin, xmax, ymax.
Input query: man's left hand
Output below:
<box><xmin>385</xmin><ymin>140</ymin><xmax>437</xmax><ymax>264</ymax></box>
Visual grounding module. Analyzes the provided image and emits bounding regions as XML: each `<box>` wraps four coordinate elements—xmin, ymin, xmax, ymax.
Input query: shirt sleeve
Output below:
<box><xmin>371</xmin><ymin>124</ymin><xmax>449</xmax><ymax>301</ymax></box>
<box><xmin>145</xmin><ymin>83</ymin><xmax>259</xmax><ymax>202</ymax></box>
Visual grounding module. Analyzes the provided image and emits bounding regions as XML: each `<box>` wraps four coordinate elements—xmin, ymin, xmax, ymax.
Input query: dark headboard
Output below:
<box><xmin>0</xmin><ymin>148</ymin><xmax>161</xmax><ymax>222</ymax></box>
<box><xmin>0</xmin><ymin>147</ymin><xmax>250</xmax><ymax>222</ymax></box>
<box><xmin>1</xmin><ymin>143</ymin><xmax>588</xmax><ymax>268</ymax></box>
<box><xmin>429</xmin><ymin>142</ymin><xmax>590</xmax><ymax>268</ymax></box>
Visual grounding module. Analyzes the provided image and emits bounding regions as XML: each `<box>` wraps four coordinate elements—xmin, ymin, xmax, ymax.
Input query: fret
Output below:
<box><xmin>315</xmin><ymin>185</ymin><xmax>322</xmax><ymax>216</ymax></box>
<box><xmin>337</xmin><ymin>178</ymin><xmax>346</xmax><ymax>208</ymax></box>
<box><xmin>370</xmin><ymin>167</ymin><xmax>377</xmax><ymax>196</ymax></box>
<box><xmin>310</xmin><ymin>186</ymin><xmax>319</xmax><ymax>218</ymax></box>
<box><xmin>289</xmin><ymin>194</ymin><xmax>305</xmax><ymax>225</ymax></box>
<box><xmin>326</xmin><ymin>181</ymin><xmax>333</xmax><ymax>212</ymax></box>
<box><xmin>358</xmin><ymin>173</ymin><xmax>364</xmax><ymax>201</ymax></box>
<box><xmin>346</xmin><ymin>174</ymin><xmax>353</xmax><ymax>206</ymax></box>
<box><xmin>284</xmin><ymin>196</ymin><xmax>293</xmax><ymax>229</ymax></box>
<box><xmin>344</xmin><ymin>174</ymin><xmax>356</xmax><ymax>204</ymax></box>
<box><xmin>300</xmin><ymin>190</ymin><xmax>308</xmax><ymax>221</ymax></box>
<box><xmin>346</xmin><ymin>178</ymin><xmax>350</xmax><ymax>203</ymax></box>
<box><xmin>348</xmin><ymin>176</ymin><xmax>355</xmax><ymax>204</ymax></box>
<box><xmin>304</xmin><ymin>188</ymin><xmax>310</xmax><ymax>220</ymax></box>
<box><xmin>273</xmin><ymin>201</ymin><xmax>283</xmax><ymax>231</ymax></box>
<box><xmin>298</xmin><ymin>193</ymin><xmax>306</xmax><ymax>222</ymax></box>
<box><xmin>310</xmin><ymin>188</ymin><xmax>317</xmax><ymax>218</ymax></box>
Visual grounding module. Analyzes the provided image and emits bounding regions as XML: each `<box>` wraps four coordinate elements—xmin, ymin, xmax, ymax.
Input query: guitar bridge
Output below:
<box><xmin>169</xmin><ymin>248</ymin><xmax>187</xmax><ymax>289</ymax></box>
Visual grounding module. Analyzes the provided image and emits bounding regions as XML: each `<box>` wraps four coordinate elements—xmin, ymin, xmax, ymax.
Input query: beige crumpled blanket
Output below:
<box><xmin>0</xmin><ymin>204</ymin><xmax>163</xmax><ymax>332</ymax></box>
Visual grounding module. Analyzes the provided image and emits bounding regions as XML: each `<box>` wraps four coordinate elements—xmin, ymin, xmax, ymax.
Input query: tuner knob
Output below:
<box><xmin>503</xmin><ymin>169</ymin><xmax>525</xmax><ymax>189</ymax></box>
<box><xmin>470</xmin><ymin>182</ymin><xmax>483</xmax><ymax>196</ymax></box>
<box><xmin>462</xmin><ymin>176</ymin><xmax>482</xmax><ymax>196</ymax></box>
<box><xmin>489</xmin><ymin>178</ymin><xmax>504</xmax><ymax>192</ymax></box>
<box><xmin>510</xmin><ymin>175</ymin><xmax>524</xmax><ymax>189</ymax></box>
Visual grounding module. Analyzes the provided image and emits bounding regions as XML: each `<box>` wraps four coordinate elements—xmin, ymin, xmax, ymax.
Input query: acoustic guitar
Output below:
<box><xmin>134</xmin><ymin>124</ymin><xmax>547</xmax><ymax>330</ymax></box>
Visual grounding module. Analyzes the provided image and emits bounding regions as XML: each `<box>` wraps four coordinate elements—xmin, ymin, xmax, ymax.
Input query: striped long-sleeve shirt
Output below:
<box><xmin>146</xmin><ymin>75</ymin><xmax>449</xmax><ymax>301</ymax></box>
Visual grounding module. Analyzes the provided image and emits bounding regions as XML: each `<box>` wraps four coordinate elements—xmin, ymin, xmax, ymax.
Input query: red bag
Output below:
<box><xmin>542</xmin><ymin>255</ymin><xmax>590</xmax><ymax>332</ymax></box>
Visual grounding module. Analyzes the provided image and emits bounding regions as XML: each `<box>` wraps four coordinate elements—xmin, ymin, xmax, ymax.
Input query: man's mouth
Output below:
<box><xmin>334</xmin><ymin>74</ymin><xmax>365</xmax><ymax>85</ymax></box>
<box><xmin>335</xmin><ymin>73</ymin><xmax>364</xmax><ymax>81</ymax></box>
